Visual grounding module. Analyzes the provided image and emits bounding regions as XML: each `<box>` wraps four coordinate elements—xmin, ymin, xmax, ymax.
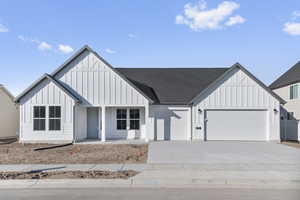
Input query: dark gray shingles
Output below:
<box><xmin>116</xmin><ymin>68</ymin><xmax>228</xmax><ymax>104</ymax></box>
<box><xmin>270</xmin><ymin>61</ymin><xmax>300</xmax><ymax>90</ymax></box>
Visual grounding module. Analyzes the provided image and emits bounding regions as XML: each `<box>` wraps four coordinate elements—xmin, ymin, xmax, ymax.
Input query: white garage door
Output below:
<box><xmin>206</xmin><ymin>110</ymin><xmax>267</xmax><ymax>141</ymax></box>
<box><xmin>170</xmin><ymin>110</ymin><xmax>188</xmax><ymax>140</ymax></box>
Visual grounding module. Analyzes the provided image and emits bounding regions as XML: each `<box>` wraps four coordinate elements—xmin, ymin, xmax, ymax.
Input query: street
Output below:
<box><xmin>0</xmin><ymin>188</ymin><xmax>299</xmax><ymax>200</ymax></box>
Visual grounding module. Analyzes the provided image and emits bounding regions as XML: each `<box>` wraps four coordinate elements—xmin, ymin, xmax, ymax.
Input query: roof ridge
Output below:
<box><xmin>116</xmin><ymin>67</ymin><xmax>229</xmax><ymax>69</ymax></box>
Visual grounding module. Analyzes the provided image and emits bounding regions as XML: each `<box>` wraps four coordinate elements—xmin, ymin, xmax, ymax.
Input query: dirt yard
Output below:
<box><xmin>0</xmin><ymin>170</ymin><xmax>139</xmax><ymax>180</ymax></box>
<box><xmin>0</xmin><ymin>143</ymin><xmax>148</xmax><ymax>164</ymax></box>
<box><xmin>281</xmin><ymin>141</ymin><xmax>300</xmax><ymax>149</ymax></box>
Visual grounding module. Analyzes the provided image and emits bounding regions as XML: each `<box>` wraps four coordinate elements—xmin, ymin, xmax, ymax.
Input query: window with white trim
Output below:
<box><xmin>117</xmin><ymin>109</ymin><xmax>127</xmax><ymax>130</ymax></box>
<box><xmin>290</xmin><ymin>84</ymin><xmax>298</xmax><ymax>99</ymax></box>
<box><xmin>49</xmin><ymin>106</ymin><xmax>61</xmax><ymax>131</ymax></box>
<box><xmin>33</xmin><ymin>106</ymin><xmax>46</xmax><ymax>131</ymax></box>
<box><xmin>130</xmin><ymin>109</ymin><xmax>140</xmax><ymax>130</ymax></box>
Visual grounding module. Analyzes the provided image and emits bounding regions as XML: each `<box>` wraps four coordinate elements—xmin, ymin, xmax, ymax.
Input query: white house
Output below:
<box><xmin>15</xmin><ymin>45</ymin><xmax>285</xmax><ymax>143</ymax></box>
<box><xmin>0</xmin><ymin>85</ymin><xmax>19</xmax><ymax>139</ymax></box>
<box><xmin>270</xmin><ymin>61</ymin><xmax>300</xmax><ymax>142</ymax></box>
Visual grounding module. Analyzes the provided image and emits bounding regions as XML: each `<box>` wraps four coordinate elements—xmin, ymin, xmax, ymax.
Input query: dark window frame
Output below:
<box><xmin>290</xmin><ymin>84</ymin><xmax>298</xmax><ymax>100</ymax></box>
<box><xmin>116</xmin><ymin>109</ymin><xmax>127</xmax><ymax>130</ymax></box>
<box><xmin>129</xmin><ymin>109</ymin><xmax>140</xmax><ymax>130</ymax></box>
<box><xmin>49</xmin><ymin>106</ymin><xmax>61</xmax><ymax>131</ymax></box>
<box><xmin>33</xmin><ymin>106</ymin><xmax>46</xmax><ymax>131</ymax></box>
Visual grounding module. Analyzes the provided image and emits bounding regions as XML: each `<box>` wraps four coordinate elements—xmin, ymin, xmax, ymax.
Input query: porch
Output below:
<box><xmin>74</xmin><ymin>105</ymin><xmax>149</xmax><ymax>142</ymax></box>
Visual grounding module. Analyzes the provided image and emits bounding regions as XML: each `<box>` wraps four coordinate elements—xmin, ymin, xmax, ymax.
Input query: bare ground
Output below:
<box><xmin>0</xmin><ymin>143</ymin><xmax>148</xmax><ymax>164</ymax></box>
<box><xmin>281</xmin><ymin>141</ymin><xmax>300</xmax><ymax>149</ymax></box>
<box><xmin>0</xmin><ymin>170</ymin><xmax>139</xmax><ymax>180</ymax></box>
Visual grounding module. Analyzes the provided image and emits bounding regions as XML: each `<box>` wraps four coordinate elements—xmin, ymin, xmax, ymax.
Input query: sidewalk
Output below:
<box><xmin>0</xmin><ymin>164</ymin><xmax>300</xmax><ymax>189</ymax></box>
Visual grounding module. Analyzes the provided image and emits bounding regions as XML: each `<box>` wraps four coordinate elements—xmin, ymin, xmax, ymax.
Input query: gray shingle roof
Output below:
<box><xmin>270</xmin><ymin>61</ymin><xmax>300</xmax><ymax>90</ymax></box>
<box><xmin>116</xmin><ymin>68</ymin><xmax>228</xmax><ymax>104</ymax></box>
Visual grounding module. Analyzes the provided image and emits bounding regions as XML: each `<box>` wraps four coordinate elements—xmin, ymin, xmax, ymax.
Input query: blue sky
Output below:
<box><xmin>0</xmin><ymin>0</ymin><xmax>300</xmax><ymax>95</ymax></box>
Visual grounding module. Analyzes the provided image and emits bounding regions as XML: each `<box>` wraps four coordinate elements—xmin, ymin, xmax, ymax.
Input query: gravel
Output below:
<box><xmin>0</xmin><ymin>143</ymin><xmax>148</xmax><ymax>164</ymax></box>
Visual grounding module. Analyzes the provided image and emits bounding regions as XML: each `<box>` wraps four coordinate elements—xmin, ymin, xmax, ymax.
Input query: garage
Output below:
<box><xmin>154</xmin><ymin>106</ymin><xmax>190</xmax><ymax>141</ymax></box>
<box><xmin>205</xmin><ymin>110</ymin><xmax>268</xmax><ymax>141</ymax></box>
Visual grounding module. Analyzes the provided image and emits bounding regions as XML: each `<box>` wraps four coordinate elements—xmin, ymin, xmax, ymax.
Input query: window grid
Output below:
<box><xmin>129</xmin><ymin>109</ymin><xmax>140</xmax><ymax>130</ymax></box>
<box><xmin>290</xmin><ymin>84</ymin><xmax>298</xmax><ymax>100</ymax></box>
<box><xmin>49</xmin><ymin>106</ymin><xmax>61</xmax><ymax>131</ymax></box>
<box><xmin>33</xmin><ymin>106</ymin><xmax>46</xmax><ymax>131</ymax></box>
<box><xmin>117</xmin><ymin>109</ymin><xmax>127</xmax><ymax>130</ymax></box>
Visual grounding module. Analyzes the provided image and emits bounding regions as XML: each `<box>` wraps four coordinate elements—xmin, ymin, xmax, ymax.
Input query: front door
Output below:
<box><xmin>87</xmin><ymin>108</ymin><xmax>99</xmax><ymax>139</ymax></box>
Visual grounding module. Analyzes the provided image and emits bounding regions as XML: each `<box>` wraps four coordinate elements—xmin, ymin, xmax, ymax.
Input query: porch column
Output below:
<box><xmin>144</xmin><ymin>104</ymin><xmax>149</xmax><ymax>142</ymax></box>
<box><xmin>101</xmin><ymin>106</ymin><xmax>106</xmax><ymax>142</ymax></box>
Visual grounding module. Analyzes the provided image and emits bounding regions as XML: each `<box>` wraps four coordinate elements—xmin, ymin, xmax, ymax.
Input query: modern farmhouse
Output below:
<box><xmin>15</xmin><ymin>45</ymin><xmax>285</xmax><ymax>143</ymax></box>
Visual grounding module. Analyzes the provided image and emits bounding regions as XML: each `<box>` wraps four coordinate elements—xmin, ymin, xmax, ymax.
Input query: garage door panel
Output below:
<box><xmin>206</xmin><ymin>110</ymin><xmax>267</xmax><ymax>141</ymax></box>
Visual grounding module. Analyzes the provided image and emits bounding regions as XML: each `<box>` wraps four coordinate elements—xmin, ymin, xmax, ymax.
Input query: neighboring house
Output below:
<box><xmin>15</xmin><ymin>45</ymin><xmax>284</xmax><ymax>143</ymax></box>
<box><xmin>270</xmin><ymin>61</ymin><xmax>300</xmax><ymax>142</ymax></box>
<box><xmin>0</xmin><ymin>84</ymin><xmax>19</xmax><ymax>139</ymax></box>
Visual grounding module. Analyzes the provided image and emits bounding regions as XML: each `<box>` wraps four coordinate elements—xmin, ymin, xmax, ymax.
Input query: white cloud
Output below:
<box><xmin>58</xmin><ymin>44</ymin><xmax>74</xmax><ymax>54</ymax></box>
<box><xmin>225</xmin><ymin>15</ymin><xmax>245</xmax><ymax>26</ymax></box>
<box><xmin>283</xmin><ymin>11</ymin><xmax>300</xmax><ymax>36</ymax></box>
<box><xmin>175</xmin><ymin>0</ymin><xmax>245</xmax><ymax>31</ymax></box>
<box><xmin>105</xmin><ymin>48</ymin><xmax>116</xmax><ymax>54</ymax></box>
<box><xmin>128</xmin><ymin>33</ymin><xmax>136</xmax><ymax>38</ymax></box>
<box><xmin>18</xmin><ymin>35</ymin><xmax>40</xmax><ymax>43</ymax></box>
<box><xmin>17</xmin><ymin>35</ymin><xmax>26</xmax><ymax>41</ymax></box>
<box><xmin>38</xmin><ymin>42</ymin><xmax>52</xmax><ymax>51</ymax></box>
<box><xmin>283</xmin><ymin>22</ymin><xmax>300</xmax><ymax>36</ymax></box>
<box><xmin>0</xmin><ymin>24</ymin><xmax>9</xmax><ymax>32</ymax></box>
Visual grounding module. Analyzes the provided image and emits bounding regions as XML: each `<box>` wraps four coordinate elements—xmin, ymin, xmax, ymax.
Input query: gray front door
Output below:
<box><xmin>87</xmin><ymin>108</ymin><xmax>99</xmax><ymax>139</ymax></box>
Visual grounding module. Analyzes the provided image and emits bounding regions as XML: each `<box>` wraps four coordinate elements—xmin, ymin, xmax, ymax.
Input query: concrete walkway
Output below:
<box><xmin>148</xmin><ymin>141</ymin><xmax>300</xmax><ymax>164</ymax></box>
<box><xmin>1</xmin><ymin>163</ymin><xmax>300</xmax><ymax>189</ymax></box>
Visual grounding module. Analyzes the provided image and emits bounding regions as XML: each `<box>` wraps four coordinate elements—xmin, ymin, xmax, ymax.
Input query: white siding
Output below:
<box><xmin>192</xmin><ymin>68</ymin><xmax>280</xmax><ymax>141</ymax></box>
<box><xmin>74</xmin><ymin>106</ymin><xmax>87</xmax><ymax>141</ymax></box>
<box><xmin>147</xmin><ymin>105</ymin><xmax>192</xmax><ymax>141</ymax></box>
<box><xmin>54</xmin><ymin>50</ymin><xmax>148</xmax><ymax>106</ymax></box>
<box><xmin>19</xmin><ymin>79</ymin><xmax>75</xmax><ymax>143</ymax></box>
<box><xmin>0</xmin><ymin>87</ymin><xmax>19</xmax><ymax>138</ymax></box>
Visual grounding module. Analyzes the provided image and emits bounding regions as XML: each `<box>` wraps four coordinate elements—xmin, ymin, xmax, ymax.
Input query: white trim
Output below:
<box><xmin>101</xmin><ymin>106</ymin><xmax>106</xmax><ymax>142</ymax></box>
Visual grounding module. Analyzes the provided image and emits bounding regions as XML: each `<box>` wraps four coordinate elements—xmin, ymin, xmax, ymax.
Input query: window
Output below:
<box><xmin>49</xmin><ymin>106</ymin><xmax>61</xmax><ymax>131</ymax></box>
<box><xmin>290</xmin><ymin>84</ymin><xmax>298</xmax><ymax>99</ymax></box>
<box><xmin>117</xmin><ymin>109</ymin><xmax>127</xmax><ymax>130</ymax></box>
<box><xmin>33</xmin><ymin>106</ymin><xmax>46</xmax><ymax>131</ymax></box>
<box><xmin>130</xmin><ymin>109</ymin><xmax>140</xmax><ymax>130</ymax></box>
<box><xmin>287</xmin><ymin>112</ymin><xmax>294</xmax><ymax>120</ymax></box>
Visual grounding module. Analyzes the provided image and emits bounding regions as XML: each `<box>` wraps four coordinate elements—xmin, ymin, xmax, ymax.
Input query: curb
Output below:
<box><xmin>1</xmin><ymin>178</ymin><xmax>300</xmax><ymax>189</ymax></box>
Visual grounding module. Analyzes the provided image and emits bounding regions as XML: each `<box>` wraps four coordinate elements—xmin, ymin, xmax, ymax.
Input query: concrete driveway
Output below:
<box><xmin>147</xmin><ymin>141</ymin><xmax>300</xmax><ymax>164</ymax></box>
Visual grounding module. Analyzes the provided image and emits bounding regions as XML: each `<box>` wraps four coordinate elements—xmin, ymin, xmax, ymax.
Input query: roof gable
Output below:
<box><xmin>189</xmin><ymin>63</ymin><xmax>286</xmax><ymax>104</ymax></box>
<box><xmin>269</xmin><ymin>61</ymin><xmax>300</xmax><ymax>90</ymax></box>
<box><xmin>52</xmin><ymin>45</ymin><xmax>154</xmax><ymax>104</ymax></box>
<box><xmin>15</xmin><ymin>74</ymin><xmax>81</xmax><ymax>103</ymax></box>
<box><xmin>0</xmin><ymin>85</ymin><xmax>14</xmax><ymax>101</ymax></box>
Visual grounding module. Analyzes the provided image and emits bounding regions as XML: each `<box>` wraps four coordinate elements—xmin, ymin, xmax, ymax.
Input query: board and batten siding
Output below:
<box><xmin>192</xmin><ymin>68</ymin><xmax>281</xmax><ymax>141</ymax></box>
<box><xmin>54</xmin><ymin>50</ymin><xmax>149</xmax><ymax>106</ymax></box>
<box><xmin>19</xmin><ymin>79</ymin><xmax>75</xmax><ymax>142</ymax></box>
